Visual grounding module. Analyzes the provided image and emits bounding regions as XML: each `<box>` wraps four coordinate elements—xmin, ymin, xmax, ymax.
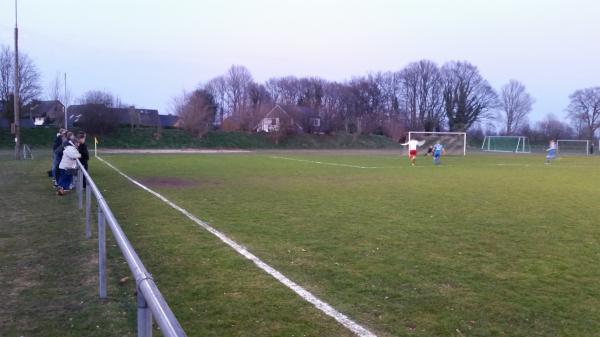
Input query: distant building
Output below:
<box><xmin>0</xmin><ymin>99</ymin><xmax>64</xmax><ymax>128</ymax></box>
<box><xmin>256</xmin><ymin>105</ymin><xmax>303</xmax><ymax>133</ymax></box>
<box><xmin>66</xmin><ymin>104</ymin><xmax>175</xmax><ymax>129</ymax></box>
<box><xmin>23</xmin><ymin>100</ymin><xmax>65</xmax><ymax>126</ymax></box>
<box><xmin>159</xmin><ymin>114</ymin><xmax>180</xmax><ymax>128</ymax></box>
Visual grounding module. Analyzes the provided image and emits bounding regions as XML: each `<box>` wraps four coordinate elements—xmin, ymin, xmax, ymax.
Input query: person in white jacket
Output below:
<box><xmin>57</xmin><ymin>139</ymin><xmax>81</xmax><ymax>195</ymax></box>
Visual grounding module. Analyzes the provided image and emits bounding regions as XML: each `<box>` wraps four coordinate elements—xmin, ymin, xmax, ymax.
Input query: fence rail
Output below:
<box><xmin>75</xmin><ymin>159</ymin><xmax>187</xmax><ymax>337</ymax></box>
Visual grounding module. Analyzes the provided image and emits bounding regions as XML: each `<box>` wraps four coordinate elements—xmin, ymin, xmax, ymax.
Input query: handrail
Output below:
<box><xmin>75</xmin><ymin>159</ymin><xmax>187</xmax><ymax>337</ymax></box>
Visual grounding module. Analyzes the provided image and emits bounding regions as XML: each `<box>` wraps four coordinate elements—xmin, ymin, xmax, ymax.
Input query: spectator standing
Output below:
<box><xmin>57</xmin><ymin>136</ymin><xmax>81</xmax><ymax>195</ymax></box>
<box><xmin>77</xmin><ymin>132</ymin><xmax>89</xmax><ymax>189</ymax></box>
<box><xmin>53</xmin><ymin>130</ymin><xmax>71</xmax><ymax>185</ymax></box>
<box><xmin>49</xmin><ymin>128</ymin><xmax>66</xmax><ymax>180</ymax></box>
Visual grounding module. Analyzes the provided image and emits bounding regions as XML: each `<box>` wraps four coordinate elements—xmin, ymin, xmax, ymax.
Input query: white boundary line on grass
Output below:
<box><xmin>96</xmin><ymin>156</ymin><xmax>378</xmax><ymax>337</ymax></box>
<box><xmin>270</xmin><ymin>155</ymin><xmax>385</xmax><ymax>169</ymax></box>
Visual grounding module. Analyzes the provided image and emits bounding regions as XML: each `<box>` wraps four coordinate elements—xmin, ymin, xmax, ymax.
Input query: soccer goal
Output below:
<box><xmin>408</xmin><ymin>131</ymin><xmax>467</xmax><ymax>156</ymax></box>
<box><xmin>22</xmin><ymin>144</ymin><xmax>33</xmax><ymax>160</ymax></box>
<box><xmin>481</xmin><ymin>136</ymin><xmax>531</xmax><ymax>153</ymax></box>
<box><xmin>556</xmin><ymin>139</ymin><xmax>590</xmax><ymax>156</ymax></box>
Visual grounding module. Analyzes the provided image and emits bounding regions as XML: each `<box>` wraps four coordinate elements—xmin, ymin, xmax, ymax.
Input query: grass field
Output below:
<box><xmin>82</xmin><ymin>151</ymin><xmax>600</xmax><ymax>336</ymax></box>
<box><xmin>0</xmin><ymin>152</ymin><xmax>134</xmax><ymax>336</ymax></box>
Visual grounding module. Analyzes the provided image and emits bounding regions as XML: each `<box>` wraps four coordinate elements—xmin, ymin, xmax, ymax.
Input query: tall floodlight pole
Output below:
<box><xmin>13</xmin><ymin>0</ymin><xmax>21</xmax><ymax>160</ymax></box>
<box><xmin>64</xmin><ymin>73</ymin><xmax>68</xmax><ymax>128</ymax></box>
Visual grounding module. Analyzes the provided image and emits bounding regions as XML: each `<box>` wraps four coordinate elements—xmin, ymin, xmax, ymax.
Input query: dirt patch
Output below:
<box><xmin>139</xmin><ymin>176</ymin><xmax>218</xmax><ymax>189</ymax></box>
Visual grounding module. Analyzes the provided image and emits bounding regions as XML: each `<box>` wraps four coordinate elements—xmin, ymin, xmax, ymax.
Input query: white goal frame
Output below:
<box><xmin>408</xmin><ymin>131</ymin><xmax>467</xmax><ymax>156</ymax></box>
<box><xmin>22</xmin><ymin>144</ymin><xmax>33</xmax><ymax>160</ymax></box>
<box><xmin>556</xmin><ymin>139</ymin><xmax>590</xmax><ymax>156</ymax></box>
<box><xmin>481</xmin><ymin>135</ymin><xmax>531</xmax><ymax>153</ymax></box>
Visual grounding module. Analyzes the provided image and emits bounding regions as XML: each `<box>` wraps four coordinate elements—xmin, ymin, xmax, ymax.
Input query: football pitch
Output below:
<box><xmin>91</xmin><ymin>151</ymin><xmax>600</xmax><ymax>337</ymax></box>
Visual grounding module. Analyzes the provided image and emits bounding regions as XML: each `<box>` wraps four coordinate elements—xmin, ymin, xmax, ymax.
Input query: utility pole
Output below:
<box><xmin>64</xmin><ymin>72</ymin><xmax>68</xmax><ymax>129</ymax></box>
<box><xmin>13</xmin><ymin>0</ymin><xmax>21</xmax><ymax>160</ymax></box>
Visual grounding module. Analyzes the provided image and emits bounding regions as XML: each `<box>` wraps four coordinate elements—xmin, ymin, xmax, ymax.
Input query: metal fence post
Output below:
<box><xmin>77</xmin><ymin>169</ymin><xmax>83</xmax><ymax>210</ymax></box>
<box><xmin>85</xmin><ymin>184</ymin><xmax>91</xmax><ymax>239</ymax></box>
<box><xmin>137</xmin><ymin>291</ymin><xmax>153</xmax><ymax>337</ymax></box>
<box><xmin>98</xmin><ymin>203</ymin><xmax>107</xmax><ymax>299</ymax></box>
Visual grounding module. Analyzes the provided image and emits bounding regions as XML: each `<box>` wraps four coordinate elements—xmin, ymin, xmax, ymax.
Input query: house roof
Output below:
<box><xmin>159</xmin><ymin>114</ymin><xmax>180</xmax><ymax>127</ymax></box>
<box><xmin>66</xmin><ymin>104</ymin><xmax>169</xmax><ymax>128</ymax></box>
<box><xmin>67</xmin><ymin>104</ymin><xmax>106</xmax><ymax>124</ymax></box>
<box><xmin>258</xmin><ymin>104</ymin><xmax>303</xmax><ymax>131</ymax></box>
<box><xmin>24</xmin><ymin>100</ymin><xmax>64</xmax><ymax>118</ymax></box>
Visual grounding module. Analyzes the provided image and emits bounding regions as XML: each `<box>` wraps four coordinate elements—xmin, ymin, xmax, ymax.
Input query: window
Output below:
<box><xmin>311</xmin><ymin>118</ymin><xmax>320</xmax><ymax>127</ymax></box>
<box><xmin>271</xmin><ymin>118</ymin><xmax>278</xmax><ymax>126</ymax></box>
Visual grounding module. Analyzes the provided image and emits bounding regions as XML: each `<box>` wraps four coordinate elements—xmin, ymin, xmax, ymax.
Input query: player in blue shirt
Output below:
<box><xmin>546</xmin><ymin>140</ymin><xmax>556</xmax><ymax>164</ymax></box>
<box><xmin>433</xmin><ymin>143</ymin><xmax>445</xmax><ymax>165</ymax></box>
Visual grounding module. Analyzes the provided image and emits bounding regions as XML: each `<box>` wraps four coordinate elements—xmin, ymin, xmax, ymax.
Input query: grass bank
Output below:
<box><xmin>0</xmin><ymin>126</ymin><xmax>401</xmax><ymax>150</ymax></box>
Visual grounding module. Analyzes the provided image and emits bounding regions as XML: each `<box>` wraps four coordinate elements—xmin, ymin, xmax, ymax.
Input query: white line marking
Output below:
<box><xmin>270</xmin><ymin>156</ymin><xmax>388</xmax><ymax>169</ymax></box>
<box><xmin>96</xmin><ymin>156</ymin><xmax>378</xmax><ymax>337</ymax></box>
<box><xmin>270</xmin><ymin>155</ymin><xmax>453</xmax><ymax>169</ymax></box>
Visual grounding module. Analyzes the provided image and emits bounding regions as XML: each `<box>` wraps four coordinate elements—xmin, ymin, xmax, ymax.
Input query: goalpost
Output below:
<box><xmin>481</xmin><ymin>136</ymin><xmax>531</xmax><ymax>153</ymax></box>
<box><xmin>408</xmin><ymin>131</ymin><xmax>467</xmax><ymax>156</ymax></box>
<box><xmin>556</xmin><ymin>139</ymin><xmax>590</xmax><ymax>156</ymax></box>
<box><xmin>22</xmin><ymin>144</ymin><xmax>33</xmax><ymax>160</ymax></box>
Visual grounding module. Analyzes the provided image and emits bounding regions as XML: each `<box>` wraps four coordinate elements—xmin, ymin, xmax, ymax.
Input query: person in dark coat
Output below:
<box><xmin>77</xmin><ymin>132</ymin><xmax>90</xmax><ymax>189</ymax></box>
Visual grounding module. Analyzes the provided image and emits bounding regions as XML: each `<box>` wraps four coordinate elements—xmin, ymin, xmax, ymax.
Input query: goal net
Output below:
<box><xmin>481</xmin><ymin>136</ymin><xmax>530</xmax><ymax>153</ymax></box>
<box><xmin>556</xmin><ymin>140</ymin><xmax>590</xmax><ymax>156</ymax></box>
<box><xmin>408</xmin><ymin>132</ymin><xmax>467</xmax><ymax>156</ymax></box>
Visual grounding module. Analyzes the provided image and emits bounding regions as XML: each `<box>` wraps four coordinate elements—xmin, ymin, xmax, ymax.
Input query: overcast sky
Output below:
<box><xmin>1</xmin><ymin>0</ymin><xmax>598</xmax><ymax>122</ymax></box>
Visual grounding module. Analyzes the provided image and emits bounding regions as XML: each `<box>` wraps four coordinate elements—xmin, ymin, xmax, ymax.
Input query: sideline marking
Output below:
<box><xmin>97</xmin><ymin>156</ymin><xmax>378</xmax><ymax>337</ymax></box>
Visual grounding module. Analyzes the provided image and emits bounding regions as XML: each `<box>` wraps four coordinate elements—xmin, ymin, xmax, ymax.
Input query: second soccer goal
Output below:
<box><xmin>481</xmin><ymin>136</ymin><xmax>531</xmax><ymax>153</ymax></box>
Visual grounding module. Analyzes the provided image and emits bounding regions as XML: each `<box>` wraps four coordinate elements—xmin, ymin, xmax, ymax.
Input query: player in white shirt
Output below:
<box><xmin>400</xmin><ymin>139</ymin><xmax>425</xmax><ymax>166</ymax></box>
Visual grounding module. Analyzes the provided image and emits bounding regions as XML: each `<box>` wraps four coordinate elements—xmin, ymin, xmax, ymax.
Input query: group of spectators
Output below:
<box><xmin>49</xmin><ymin>128</ymin><xmax>90</xmax><ymax>196</ymax></box>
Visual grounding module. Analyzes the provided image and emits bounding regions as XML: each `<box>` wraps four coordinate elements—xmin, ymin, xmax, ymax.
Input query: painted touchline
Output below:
<box><xmin>96</xmin><ymin>156</ymin><xmax>378</xmax><ymax>337</ymax></box>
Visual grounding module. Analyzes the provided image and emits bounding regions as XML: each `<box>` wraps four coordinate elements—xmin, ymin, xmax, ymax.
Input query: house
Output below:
<box><xmin>23</xmin><ymin>100</ymin><xmax>65</xmax><ymax>126</ymax></box>
<box><xmin>285</xmin><ymin>105</ymin><xmax>326</xmax><ymax>134</ymax></box>
<box><xmin>111</xmin><ymin>107</ymin><xmax>161</xmax><ymax>128</ymax></box>
<box><xmin>256</xmin><ymin>105</ymin><xmax>303</xmax><ymax>133</ymax></box>
<box><xmin>67</xmin><ymin>104</ymin><xmax>105</xmax><ymax>125</ymax></box>
<box><xmin>159</xmin><ymin>114</ymin><xmax>180</xmax><ymax>128</ymax></box>
<box><xmin>67</xmin><ymin>104</ymin><xmax>166</xmax><ymax>128</ymax></box>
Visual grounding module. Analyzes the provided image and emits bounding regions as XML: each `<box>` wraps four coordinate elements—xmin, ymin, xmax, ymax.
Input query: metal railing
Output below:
<box><xmin>75</xmin><ymin>160</ymin><xmax>187</xmax><ymax>337</ymax></box>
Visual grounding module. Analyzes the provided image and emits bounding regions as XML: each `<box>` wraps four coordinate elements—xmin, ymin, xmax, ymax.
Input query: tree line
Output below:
<box><xmin>176</xmin><ymin>62</ymin><xmax>600</xmax><ymax>142</ymax></box>
<box><xmin>1</xmin><ymin>43</ymin><xmax>599</xmax><ymax>143</ymax></box>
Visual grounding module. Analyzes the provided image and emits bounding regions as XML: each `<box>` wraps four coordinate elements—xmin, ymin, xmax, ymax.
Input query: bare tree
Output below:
<box><xmin>0</xmin><ymin>46</ymin><xmax>11</xmax><ymax>111</ymax></box>
<box><xmin>500</xmin><ymin>80</ymin><xmax>534</xmax><ymax>135</ymax></box>
<box><xmin>537</xmin><ymin>113</ymin><xmax>574</xmax><ymax>141</ymax></box>
<box><xmin>46</xmin><ymin>73</ymin><xmax>72</xmax><ymax>127</ymax></box>
<box><xmin>441</xmin><ymin>61</ymin><xmax>499</xmax><ymax>131</ymax></box>
<box><xmin>78</xmin><ymin>90</ymin><xmax>115</xmax><ymax>107</ymax></box>
<box><xmin>0</xmin><ymin>45</ymin><xmax>42</xmax><ymax>116</ymax></box>
<box><xmin>225</xmin><ymin>65</ymin><xmax>253</xmax><ymax>121</ymax></box>
<box><xmin>399</xmin><ymin>60</ymin><xmax>444</xmax><ymax>131</ymax></box>
<box><xmin>16</xmin><ymin>53</ymin><xmax>42</xmax><ymax>107</ymax></box>
<box><xmin>204</xmin><ymin>76</ymin><xmax>228</xmax><ymax>125</ymax></box>
<box><xmin>266</xmin><ymin>76</ymin><xmax>301</xmax><ymax>106</ymax></box>
<box><xmin>567</xmin><ymin>87</ymin><xmax>600</xmax><ymax>139</ymax></box>
<box><xmin>47</xmin><ymin>73</ymin><xmax>62</xmax><ymax>102</ymax></box>
<box><xmin>176</xmin><ymin>89</ymin><xmax>217</xmax><ymax>137</ymax></box>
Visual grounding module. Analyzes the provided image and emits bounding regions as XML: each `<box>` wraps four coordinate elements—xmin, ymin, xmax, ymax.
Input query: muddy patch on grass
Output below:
<box><xmin>139</xmin><ymin>176</ymin><xmax>219</xmax><ymax>189</ymax></box>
